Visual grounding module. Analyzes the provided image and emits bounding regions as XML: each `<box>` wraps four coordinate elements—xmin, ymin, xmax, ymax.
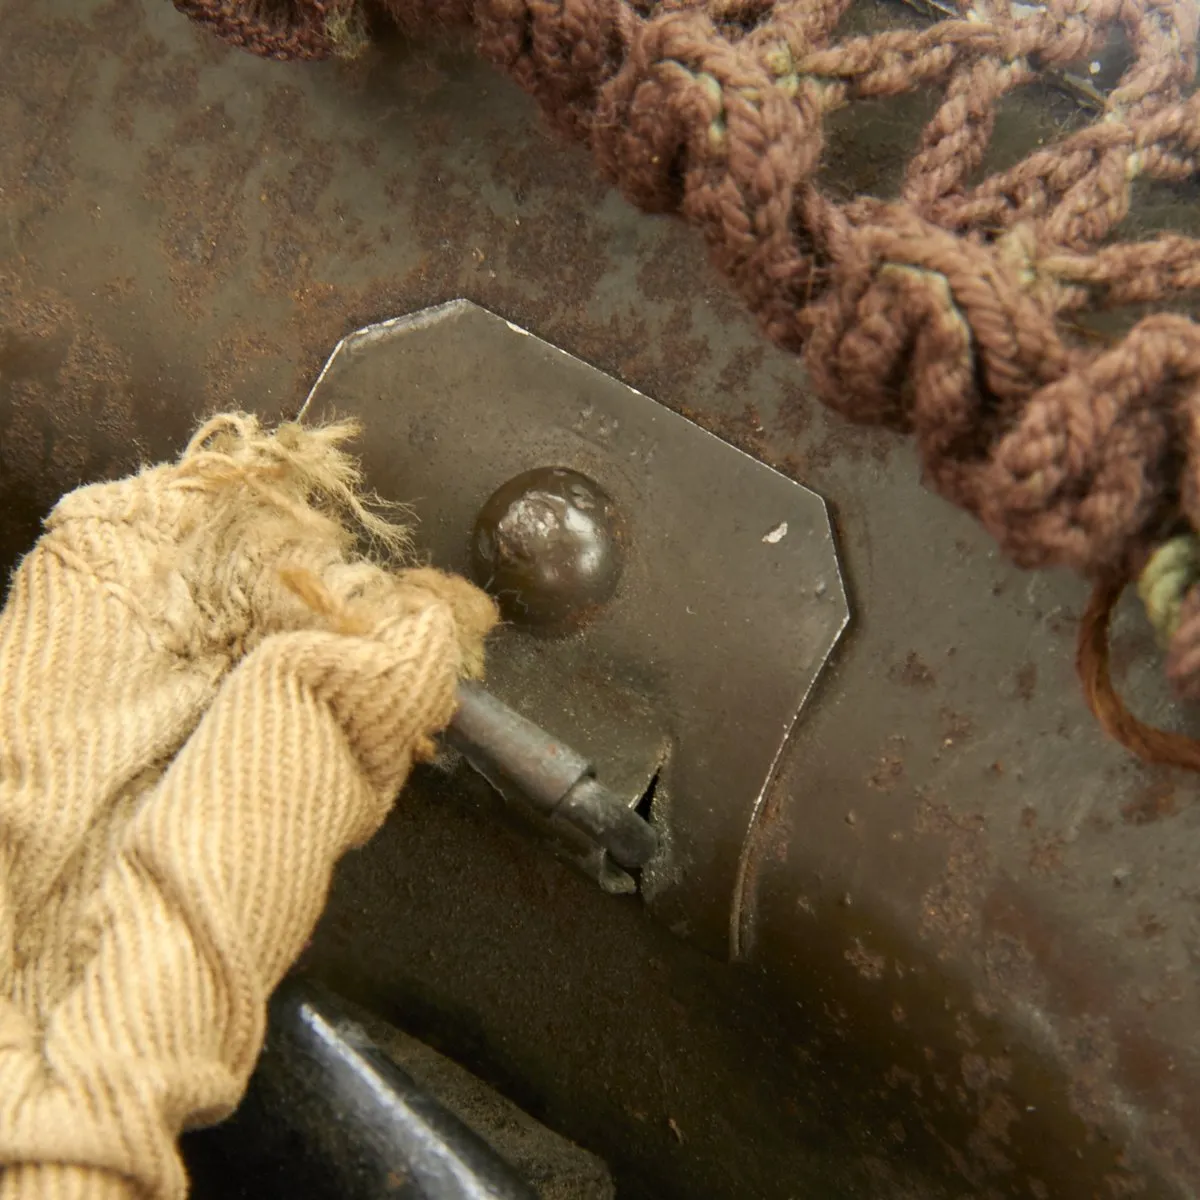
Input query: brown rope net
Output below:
<box><xmin>172</xmin><ymin>0</ymin><xmax>1200</xmax><ymax>760</ymax></box>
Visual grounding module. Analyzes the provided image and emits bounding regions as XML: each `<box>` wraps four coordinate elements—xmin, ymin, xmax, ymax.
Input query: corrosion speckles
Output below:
<box><xmin>845</xmin><ymin>938</ymin><xmax>887</xmax><ymax>981</ymax></box>
<box><xmin>960</xmin><ymin>1053</ymin><xmax>1013</xmax><ymax>1091</ymax></box>
<box><xmin>1014</xmin><ymin>661</ymin><xmax>1038</xmax><ymax>701</ymax></box>
<box><xmin>868</xmin><ymin>740</ymin><xmax>906</xmax><ymax>791</ymax></box>
<box><xmin>0</xmin><ymin>276</ymin><xmax>144</xmax><ymax>572</ymax></box>
<box><xmin>109</xmin><ymin>34</ymin><xmax>200</xmax><ymax>140</ymax></box>
<box><xmin>143</xmin><ymin>133</ymin><xmax>254</xmax><ymax>307</ymax></box>
<box><xmin>0</xmin><ymin>10</ymin><xmax>95</xmax><ymax>222</ymax></box>
<box><xmin>917</xmin><ymin>801</ymin><xmax>989</xmax><ymax>950</ymax></box>
<box><xmin>890</xmin><ymin>651</ymin><xmax>936</xmax><ymax>687</ymax></box>
<box><xmin>1121</xmin><ymin>780</ymin><xmax>1178</xmax><ymax>825</ymax></box>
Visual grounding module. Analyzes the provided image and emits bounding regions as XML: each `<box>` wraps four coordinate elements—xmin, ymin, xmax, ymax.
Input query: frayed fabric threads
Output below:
<box><xmin>0</xmin><ymin>413</ymin><xmax>496</xmax><ymax>1198</ymax></box>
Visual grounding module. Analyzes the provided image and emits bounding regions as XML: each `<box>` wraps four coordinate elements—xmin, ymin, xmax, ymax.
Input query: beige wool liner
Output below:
<box><xmin>0</xmin><ymin>413</ymin><xmax>497</xmax><ymax>1198</ymax></box>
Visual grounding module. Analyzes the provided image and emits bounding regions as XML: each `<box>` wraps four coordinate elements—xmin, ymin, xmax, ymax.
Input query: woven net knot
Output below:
<box><xmin>166</xmin><ymin>0</ymin><xmax>1200</xmax><ymax>761</ymax></box>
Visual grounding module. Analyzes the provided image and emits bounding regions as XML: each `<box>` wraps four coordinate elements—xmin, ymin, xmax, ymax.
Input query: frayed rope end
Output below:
<box><xmin>179</xmin><ymin>411</ymin><xmax>413</xmax><ymax>565</ymax></box>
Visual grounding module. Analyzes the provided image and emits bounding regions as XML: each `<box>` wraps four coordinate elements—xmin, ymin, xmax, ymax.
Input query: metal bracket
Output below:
<box><xmin>301</xmin><ymin>301</ymin><xmax>848</xmax><ymax>958</ymax></box>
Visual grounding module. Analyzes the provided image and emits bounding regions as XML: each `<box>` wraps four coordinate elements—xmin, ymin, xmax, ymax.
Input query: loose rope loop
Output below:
<box><xmin>1079</xmin><ymin>574</ymin><xmax>1200</xmax><ymax>771</ymax></box>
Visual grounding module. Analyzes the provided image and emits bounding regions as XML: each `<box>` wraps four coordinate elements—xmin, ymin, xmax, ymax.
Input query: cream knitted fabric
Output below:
<box><xmin>0</xmin><ymin>413</ymin><xmax>497</xmax><ymax>1199</ymax></box>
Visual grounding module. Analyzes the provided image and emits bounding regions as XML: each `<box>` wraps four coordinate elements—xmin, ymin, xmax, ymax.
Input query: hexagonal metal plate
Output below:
<box><xmin>300</xmin><ymin>301</ymin><xmax>848</xmax><ymax>958</ymax></box>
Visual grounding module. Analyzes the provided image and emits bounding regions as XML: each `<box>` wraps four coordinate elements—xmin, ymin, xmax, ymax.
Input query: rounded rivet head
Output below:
<box><xmin>471</xmin><ymin>467</ymin><xmax>624</xmax><ymax>632</ymax></box>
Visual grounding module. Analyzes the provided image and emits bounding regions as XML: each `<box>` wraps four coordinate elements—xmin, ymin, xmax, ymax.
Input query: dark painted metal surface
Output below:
<box><xmin>183</xmin><ymin>978</ymin><xmax>539</xmax><ymax>1199</ymax></box>
<box><xmin>300</xmin><ymin>300</ymin><xmax>848</xmax><ymax>957</ymax></box>
<box><xmin>2</xmin><ymin>0</ymin><xmax>1200</xmax><ymax>1196</ymax></box>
